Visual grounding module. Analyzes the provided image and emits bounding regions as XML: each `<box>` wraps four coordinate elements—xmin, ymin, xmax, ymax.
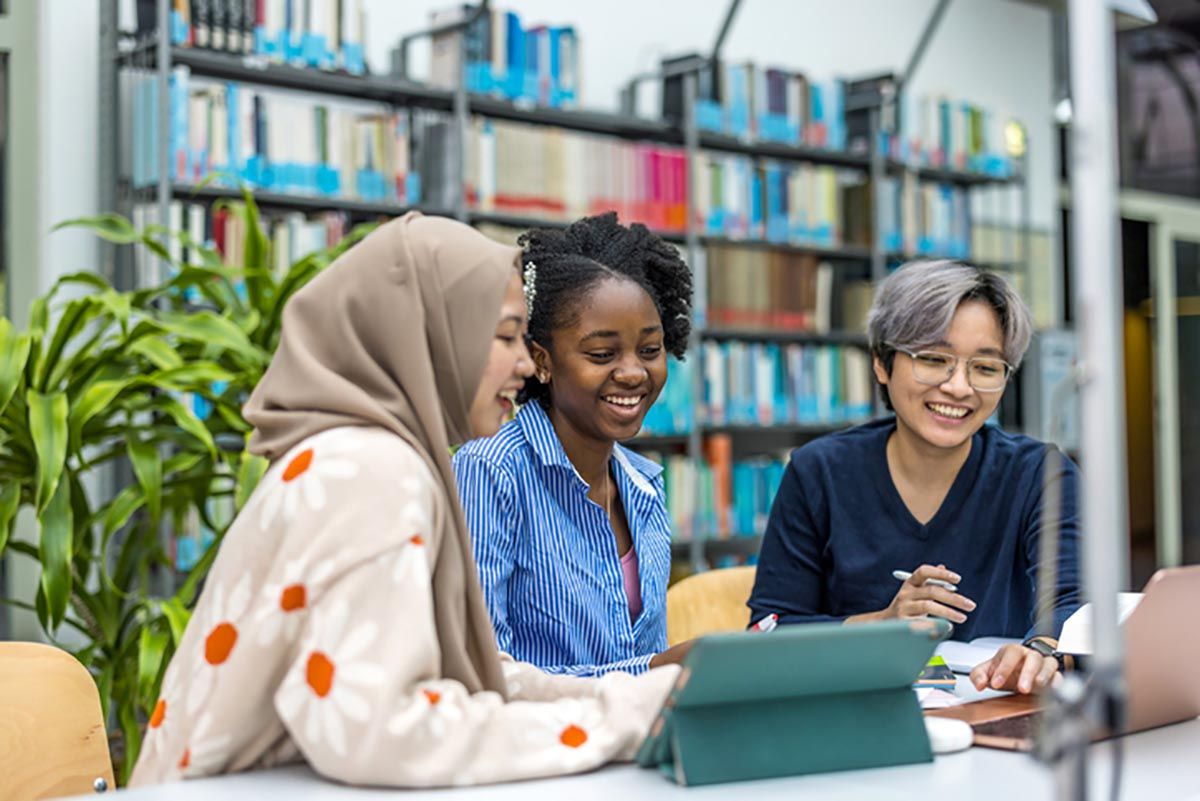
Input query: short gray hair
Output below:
<box><xmin>867</xmin><ymin>260</ymin><xmax>1034</xmax><ymax>409</ymax></box>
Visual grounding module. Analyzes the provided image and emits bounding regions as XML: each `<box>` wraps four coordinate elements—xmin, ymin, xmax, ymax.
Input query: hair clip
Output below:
<box><xmin>522</xmin><ymin>260</ymin><xmax>538</xmax><ymax>318</ymax></box>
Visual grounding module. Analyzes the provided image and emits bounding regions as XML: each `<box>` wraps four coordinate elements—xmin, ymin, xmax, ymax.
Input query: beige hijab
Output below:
<box><xmin>243</xmin><ymin>211</ymin><xmax>516</xmax><ymax>697</ymax></box>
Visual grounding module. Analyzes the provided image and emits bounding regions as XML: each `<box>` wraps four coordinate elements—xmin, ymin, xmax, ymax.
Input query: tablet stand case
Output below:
<box><xmin>636</xmin><ymin>618</ymin><xmax>949</xmax><ymax>786</ymax></box>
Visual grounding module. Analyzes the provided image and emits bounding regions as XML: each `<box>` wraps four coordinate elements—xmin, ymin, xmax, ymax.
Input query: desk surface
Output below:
<box><xmin>92</xmin><ymin>679</ymin><xmax>1200</xmax><ymax>800</ymax></box>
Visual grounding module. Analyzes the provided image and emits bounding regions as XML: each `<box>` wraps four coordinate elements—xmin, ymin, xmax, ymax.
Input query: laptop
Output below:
<box><xmin>926</xmin><ymin>565</ymin><xmax>1200</xmax><ymax>751</ymax></box>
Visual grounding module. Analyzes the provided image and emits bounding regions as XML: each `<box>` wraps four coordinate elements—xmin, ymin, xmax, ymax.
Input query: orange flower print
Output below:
<box><xmin>255</xmin><ymin>557</ymin><xmax>335</xmax><ymax>646</ymax></box>
<box><xmin>174</xmin><ymin>713</ymin><xmax>231</xmax><ymax>779</ymax></box>
<box><xmin>523</xmin><ymin>700</ymin><xmax>606</xmax><ymax>769</ymax></box>
<box><xmin>139</xmin><ymin>690</ymin><xmax>179</xmax><ymax>765</ymax></box>
<box><xmin>258</xmin><ymin>440</ymin><xmax>359</xmax><ymax>531</ymax></box>
<box><xmin>388</xmin><ymin>680</ymin><xmax>479</xmax><ymax>740</ymax></box>
<box><xmin>276</xmin><ymin>601</ymin><xmax>385</xmax><ymax>757</ymax></box>
<box><xmin>391</xmin><ymin>496</ymin><xmax>433</xmax><ymax>585</ymax></box>
<box><xmin>186</xmin><ymin>574</ymin><xmax>253</xmax><ymax>715</ymax></box>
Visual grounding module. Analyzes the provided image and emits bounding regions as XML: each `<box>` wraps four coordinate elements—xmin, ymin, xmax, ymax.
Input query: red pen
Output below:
<box><xmin>751</xmin><ymin>613</ymin><xmax>778</xmax><ymax>633</ymax></box>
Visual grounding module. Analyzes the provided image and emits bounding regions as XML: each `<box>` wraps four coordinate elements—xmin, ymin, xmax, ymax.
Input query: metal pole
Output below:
<box><xmin>682</xmin><ymin>69</ymin><xmax>707</xmax><ymax>575</ymax></box>
<box><xmin>709</xmin><ymin>0</ymin><xmax>743</xmax><ymax>62</ymax></box>
<box><xmin>1060</xmin><ymin>10</ymin><xmax>1129</xmax><ymax>800</ymax></box>
<box><xmin>1152</xmin><ymin>224</ymin><xmax>1182</xmax><ymax>568</ymax></box>
<box><xmin>1068</xmin><ymin>0</ymin><xmax>1128</xmax><ymax>675</ymax></box>
<box><xmin>900</xmin><ymin>0</ymin><xmax>952</xmax><ymax>92</ymax></box>
<box><xmin>156</xmin><ymin>0</ymin><xmax>171</xmax><ymax>288</ymax></box>
<box><xmin>869</xmin><ymin>108</ymin><xmax>886</xmax><ymax>283</ymax></box>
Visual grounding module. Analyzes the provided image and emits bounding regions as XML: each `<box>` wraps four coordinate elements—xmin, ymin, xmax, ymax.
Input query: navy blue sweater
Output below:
<box><xmin>748</xmin><ymin>418</ymin><xmax>1082</xmax><ymax>641</ymax></box>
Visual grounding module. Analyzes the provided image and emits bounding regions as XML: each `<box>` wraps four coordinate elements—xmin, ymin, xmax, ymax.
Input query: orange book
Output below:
<box><xmin>703</xmin><ymin>434</ymin><xmax>734</xmax><ymax>539</ymax></box>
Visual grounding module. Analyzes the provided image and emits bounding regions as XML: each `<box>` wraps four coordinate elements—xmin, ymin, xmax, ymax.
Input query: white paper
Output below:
<box><xmin>1056</xmin><ymin>593</ymin><xmax>1144</xmax><ymax>655</ymax></box>
<box><xmin>915</xmin><ymin>688</ymin><xmax>963</xmax><ymax>709</ymax></box>
<box><xmin>935</xmin><ymin>637</ymin><xmax>1021</xmax><ymax>673</ymax></box>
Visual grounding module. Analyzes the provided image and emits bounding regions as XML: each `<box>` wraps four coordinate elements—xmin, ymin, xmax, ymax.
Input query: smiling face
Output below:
<box><xmin>873</xmin><ymin>299</ymin><xmax>1006</xmax><ymax>452</ymax></box>
<box><xmin>533</xmin><ymin>276</ymin><xmax>667</xmax><ymax>444</ymax></box>
<box><xmin>467</xmin><ymin>272</ymin><xmax>534</xmax><ymax>439</ymax></box>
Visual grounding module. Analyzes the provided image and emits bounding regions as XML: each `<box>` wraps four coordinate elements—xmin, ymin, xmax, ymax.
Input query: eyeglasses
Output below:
<box><xmin>887</xmin><ymin>344</ymin><xmax>1013</xmax><ymax>392</ymax></box>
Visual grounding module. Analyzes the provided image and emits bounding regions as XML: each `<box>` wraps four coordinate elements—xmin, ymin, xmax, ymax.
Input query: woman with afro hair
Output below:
<box><xmin>453</xmin><ymin>212</ymin><xmax>695</xmax><ymax>677</ymax></box>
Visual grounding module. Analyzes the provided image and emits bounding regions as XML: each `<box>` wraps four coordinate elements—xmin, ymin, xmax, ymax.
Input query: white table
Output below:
<box><xmin>88</xmin><ymin>679</ymin><xmax>1200</xmax><ymax>800</ymax></box>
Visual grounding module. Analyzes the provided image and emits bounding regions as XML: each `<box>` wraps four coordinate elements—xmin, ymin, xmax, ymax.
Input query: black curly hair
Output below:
<box><xmin>517</xmin><ymin>212</ymin><xmax>693</xmax><ymax>409</ymax></box>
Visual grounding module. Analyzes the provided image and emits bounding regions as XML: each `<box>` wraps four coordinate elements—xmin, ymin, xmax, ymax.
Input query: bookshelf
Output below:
<box><xmin>105</xmin><ymin>1</ymin><xmax>1031</xmax><ymax>572</ymax></box>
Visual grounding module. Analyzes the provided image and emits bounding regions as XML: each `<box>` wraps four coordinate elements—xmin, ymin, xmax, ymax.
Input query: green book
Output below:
<box><xmin>637</xmin><ymin>618</ymin><xmax>951</xmax><ymax>786</ymax></box>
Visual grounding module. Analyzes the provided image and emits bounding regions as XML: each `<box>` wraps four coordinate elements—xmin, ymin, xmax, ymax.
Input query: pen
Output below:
<box><xmin>892</xmin><ymin>570</ymin><xmax>958</xmax><ymax>593</ymax></box>
<box><xmin>751</xmin><ymin>613</ymin><xmax>778</xmax><ymax>633</ymax></box>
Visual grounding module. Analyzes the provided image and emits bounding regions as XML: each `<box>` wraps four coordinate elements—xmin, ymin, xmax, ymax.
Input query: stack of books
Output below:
<box><xmin>693</xmin><ymin>156</ymin><xmax>866</xmax><ymax>246</ymax></box>
<box><xmin>429</xmin><ymin>4</ymin><xmax>580</xmax><ymax>109</ymax></box>
<box><xmin>126</xmin><ymin>68</ymin><xmax>420</xmax><ymax>205</ymax></box>
<box><xmin>877</xmin><ymin>177</ymin><xmax>971</xmax><ymax>258</ymax></box>
<box><xmin>136</xmin><ymin>0</ymin><xmax>368</xmax><ymax>73</ymax></box>
<box><xmin>699</xmin><ymin>340</ymin><xmax>873</xmax><ymax>428</ymax></box>
<box><xmin>454</xmin><ymin>118</ymin><xmax>687</xmax><ymax>233</ymax></box>
<box><xmin>662</xmin><ymin>57</ymin><xmax>848</xmax><ymax>149</ymax></box>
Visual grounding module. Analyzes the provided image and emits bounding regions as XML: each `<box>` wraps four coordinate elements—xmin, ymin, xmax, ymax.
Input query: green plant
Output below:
<box><xmin>0</xmin><ymin>195</ymin><xmax>373</xmax><ymax>783</ymax></box>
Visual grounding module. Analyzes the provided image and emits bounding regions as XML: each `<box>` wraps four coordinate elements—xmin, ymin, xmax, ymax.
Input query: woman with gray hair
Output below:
<box><xmin>747</xmin><ymin>260</ymin><xmax>1082</xmax><ymax>696</ymax></box>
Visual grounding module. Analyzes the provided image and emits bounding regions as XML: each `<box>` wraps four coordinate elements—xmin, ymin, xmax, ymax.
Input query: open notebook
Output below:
<box><xmin>934</xmin><ymin>637</ymin><xmax>1020</xmax><ymax>673</ymax></box>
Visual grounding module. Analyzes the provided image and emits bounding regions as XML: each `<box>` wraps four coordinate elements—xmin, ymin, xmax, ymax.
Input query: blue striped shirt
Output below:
<box><xmin>453</xmin><ymin>401</ymin><xmax>671</xmax><ymax>676</ymax></box>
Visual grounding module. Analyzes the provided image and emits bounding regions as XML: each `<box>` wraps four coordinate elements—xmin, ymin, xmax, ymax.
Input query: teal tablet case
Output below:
<box><xmin>636</xmin><ymin>618</ymin><xmax>951</xmax><ymax>786</ymax></box>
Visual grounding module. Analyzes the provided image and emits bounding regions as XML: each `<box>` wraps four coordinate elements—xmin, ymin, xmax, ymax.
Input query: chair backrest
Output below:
<box><xmin>665</xmin><ymin>565</ymin><xmax>757</xmax><ymax>646</ymax></box>
<box><xmin>0</xmin><ymin>641</ymin><xmax>114</xmax><ymax>800</ymax></box>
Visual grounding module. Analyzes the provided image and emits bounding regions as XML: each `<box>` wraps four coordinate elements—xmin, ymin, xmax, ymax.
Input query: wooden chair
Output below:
<box><xmin>665</xmin><ymin>565</ymin><xmax>757</xmax><ymax>646</ymax></box>
<box><xmin>0</xmin><ymin>642</ymin><xmax>114</xmax><ymax>799</ymax></box>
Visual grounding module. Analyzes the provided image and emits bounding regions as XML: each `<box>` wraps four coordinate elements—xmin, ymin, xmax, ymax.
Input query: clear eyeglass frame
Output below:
<box><xmin>886</xmin><ymin>343</ymin><xmax>1013</xmax><ymax>393</ymax></box>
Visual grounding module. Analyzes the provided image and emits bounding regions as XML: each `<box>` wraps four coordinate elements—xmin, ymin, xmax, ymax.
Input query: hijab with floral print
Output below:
<box><xmin>244</xmin><ymin>212</ymin><xmax>518</xmax><ymax>697</ymax></box>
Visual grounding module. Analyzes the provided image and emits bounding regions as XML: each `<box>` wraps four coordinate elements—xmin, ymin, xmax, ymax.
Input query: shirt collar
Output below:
<box><xmin>516</xmin><ymin>402</ymin><xmax>662</xmax><ymax>494</ymax></box>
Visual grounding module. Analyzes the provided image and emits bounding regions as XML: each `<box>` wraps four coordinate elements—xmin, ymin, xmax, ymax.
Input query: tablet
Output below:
<box><xmin>637</xmin><ymin>618</ymin><xmax>951</xmax><ymax>786</ymax></box>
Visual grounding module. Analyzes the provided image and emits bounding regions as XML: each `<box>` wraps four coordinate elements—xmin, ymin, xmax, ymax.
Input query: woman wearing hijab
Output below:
<box><xmin>130</xmin><ymin>213</ymin><xmax>679</xmax><ymax>788</ymax></box>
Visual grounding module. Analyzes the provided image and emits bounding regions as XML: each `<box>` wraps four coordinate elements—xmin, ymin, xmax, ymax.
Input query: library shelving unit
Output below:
<box><xmin>100</xmin><ymin>0</ymin><xmax>1030</xmax><ymax>572</ymax></box>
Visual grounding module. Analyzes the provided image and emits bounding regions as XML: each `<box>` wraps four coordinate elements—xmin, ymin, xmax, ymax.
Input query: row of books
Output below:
<box><xmin>703</xmin><ymin>246</ymin><xmax>875</xmax><ymax>334</ymax></box>
<box><xmin>663</xmin><ymin>57</ymin><xmax>847</xmax><ymax>150</ymax></box>
<box><xmin>693</xmin><ymin>156</ymin><xmax>867</xmax><ymax>246</ymax></box>
<box><xmin>700</xmin><ymin>340</ymin><xmax>873</xmax><ymax>428</ymax></box>
<box><xmin>452</xmin><ymin>118</ymin><xmax>689</xmax><ymax>233</ymax></box>
<box><xmin>878</xmin><ymin>177</ymin><xmax>972</xmax><ymax>259</ymax></box>
<box><xmin>643</xmin><ymin>439</ymin><xmax>788</xmax><ymax>542</ymax></box>
<box><xmin>639</xmin><ymin>341</ymin><xmax>874</xmax><ymax>436</ymax></box>
<box><xmin>130</xmin><ymin>0</ymin><xmax>368</xmax><ymax>73</ymax></box>
<box><xmin>131</xmin><ymin>201</ymin><xmax>352</xmax><ymax>288</ymax></box>
<box><xmin>126</xmin><ymin>68</ymin><xmax>419</xmax><ymax>205</ymax></box>
<box><xmin>896</xmin><ymin>93</ymin><xmax>1017</xmax><ymax>177</ymax></box>
<box><xmin>430</xmin><ymin>5</ymin><xmax>580</xmax><ymax>109</ymax></box>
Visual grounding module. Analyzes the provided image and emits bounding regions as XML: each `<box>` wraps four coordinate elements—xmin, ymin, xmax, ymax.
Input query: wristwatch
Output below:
<box><xmin>1022</xmin><ymin>636</ymin><xmax>1069</xmax><ymax>672</ymax></box>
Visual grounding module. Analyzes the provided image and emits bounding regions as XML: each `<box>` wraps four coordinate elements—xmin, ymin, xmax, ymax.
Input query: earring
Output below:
<box><xmin>537</xmin><ymin>371</ymin><xmax>550</xmax><ymax>384</ymax></box>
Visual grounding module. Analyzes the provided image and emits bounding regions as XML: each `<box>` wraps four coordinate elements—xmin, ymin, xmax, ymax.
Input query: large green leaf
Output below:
<box><xmin>137</xmin><ymin>624</ymin><xmax>169</xmax><ymax>706</ymax></box>
<box><xmin>68</xmin><ymin>378</ymin><xmax>134</xmax><ymax>451</ymax></box>
<box><xmin>52</xmin><ymin>271</ymin><xmax>112</xmax><ymax>293</ymax></box>
<box><xmin>101</xmin><ymin>483</ymin><xmax>145</xmax><ymax>544</ymax></box>
<box><xmin>235</xmin><ymin>449</ymin><xmax>269</xmax><ymax>511</ymax></box>
<box><xmin>37</xmin><ymin>474</ymin><xmax>73</xmax><ymax>629</ymax></box>
<box><xmin>0</xmin><ymin>318</ymin><xmax>32</xmax><ymax>413</ymax></box>
<box><xmin>126</xmin><ymin>433</ymin><xmax>162</xmax><ymax>524</ymax></box>
<box><xmin>118</xmin><ymin>697</ymin><xmax>143</xmax><ymax>786</ymax></box>
<box><xmin>53</xmin><ymin>213</ymin><xmax>139</xmax><ymax>243</ymax></box>
<box><xmin>128</xmin><ymin>333</ymin><xmax>183</xmax><ymax>370</ymax></box>
<box><xmin>0</xmin><ymin>481</ymin><xmax>20</xmax><ymax>556</ymax></box>
<box><xmin>150</xmin><ymin>362</ymin><xmax>237</xmax><ymax>388</ymax></box>
<box><xmin>149</xmin><ymin>394</ymin><xmax>216</xmax><ymax>458</ymax></box>
<box><xmin>160</xmin><ymin>597</ymin><xmax>191</xmax><ymax>645</ymax></box>
<box><xmin>158</xmin><ymin>310</ymin><xmax>266</xmax><ymax>366</ymax></box>
<box><xmin>35</xmin><ymin>298</ymin><xmax>103</xmax><ymax>390</ymax></box>
<box><xmin>27</xmin><ymin>390</ymin><xmax>68</xmax><ymax>512</ymax></box>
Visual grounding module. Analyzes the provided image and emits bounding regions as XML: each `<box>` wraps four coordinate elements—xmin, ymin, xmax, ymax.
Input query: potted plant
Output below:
<box><xmin>0</xmin><ymin>196</ymin><xmax>372</xmax><ymax>782</ymax></box>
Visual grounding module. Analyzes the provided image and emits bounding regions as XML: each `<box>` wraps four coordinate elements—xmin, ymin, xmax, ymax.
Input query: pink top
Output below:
<box><xmin>620</xmin><ymin>546</ymin><xmax>643</xmax><ymax>622</ymax></box>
